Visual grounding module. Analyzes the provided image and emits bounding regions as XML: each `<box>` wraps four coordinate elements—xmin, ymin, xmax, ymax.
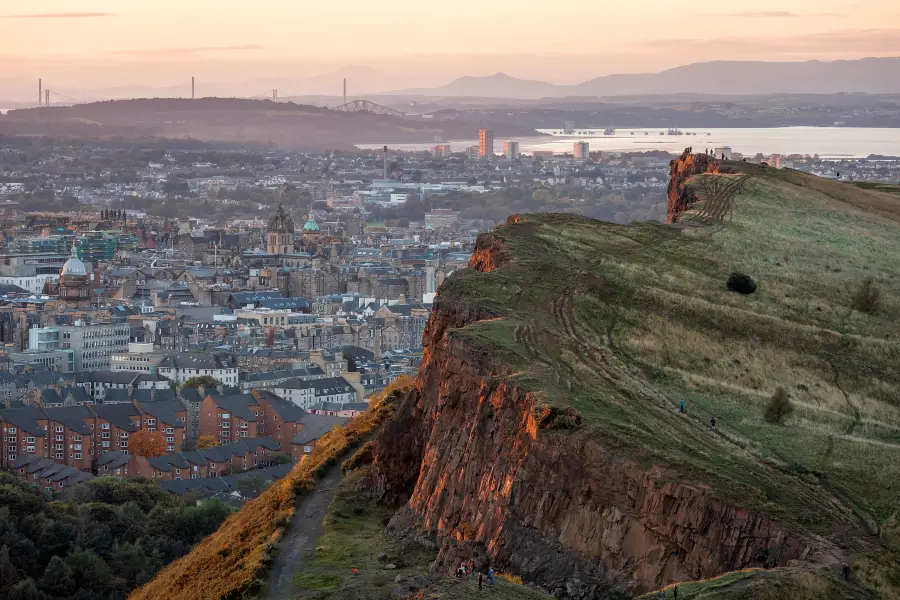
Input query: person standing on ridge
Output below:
<box><xmin>710</xmin><ymin>415</ymin><xmax>716</xmax><ymax>430</ymax></box>
<box><xmin>478</xmin><ymin>572</ymin><xmax>483</xmax><ymax>590</ymax></box>
<box><xmin>679</xmin><ymin>401</ymin><xmax>685</xmax><ymax>414</ymax></box>
<box><xmin>488</xmin><ymin>567</ymin><xmax>495</xmax><ymax>586</ymax></box>
<box><xmin>673</xmin><ymin>585</ymin><xmax>678</xmax><ymax>600</ymax></box>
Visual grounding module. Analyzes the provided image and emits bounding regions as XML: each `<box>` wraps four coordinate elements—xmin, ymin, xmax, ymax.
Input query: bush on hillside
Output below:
<box><xmin>727</xmin><ymin>272</ymin><xmax>757</xmax><ymax>295</ymax></box>
<box><xmin>852</xmin><ymin>278</ymin><xmax>881</xmax><ymax>314</ymax></box>
<box><xmin>765</xmin><ymin>387</ymin><xmax>794</xmax><ymax>424</ymax></box>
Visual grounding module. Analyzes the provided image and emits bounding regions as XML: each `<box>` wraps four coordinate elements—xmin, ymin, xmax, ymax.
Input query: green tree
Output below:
<box><xmin>8</xmin><ymin>578</ymin><xmax>41</xmax><ymax>600</ymax></box>
<box><xmin>182</xmin><ymin>376</ymin><xmax>221</xmax><ymax>389</ymax></box>
<box><xmin>40</xmin><ymin>556</ymin><xmax>75</xmax><ymax>597</ymax></box>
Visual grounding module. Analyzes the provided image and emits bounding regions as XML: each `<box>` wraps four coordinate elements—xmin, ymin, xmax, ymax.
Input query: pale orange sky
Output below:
<box><xmin>2</xmin><ymin>0</ymin><xmax>900</xmax><ymax>99</ymax></box>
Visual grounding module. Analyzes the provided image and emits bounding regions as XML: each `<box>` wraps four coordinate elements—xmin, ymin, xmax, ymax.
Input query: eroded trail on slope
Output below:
<box><xmin>266</xmin><ymin>465</ymin><xmax>343</xmax><ymax>600</ymax></box>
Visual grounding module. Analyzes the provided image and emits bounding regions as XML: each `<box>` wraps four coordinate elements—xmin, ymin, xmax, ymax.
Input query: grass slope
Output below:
<box><xmin>287</xmin><ymin>467</ymin><xmax>555</xmax><ymax>600</ymax></box>
<box><xmin>129</xmin><ymin>380</ymin><xmax>408</xmax><ymax>600</ymax></box>
<box><xmin>443</xmin><ymin>165</ymin><xmax>900</xmax><ymax>594</ymax></box>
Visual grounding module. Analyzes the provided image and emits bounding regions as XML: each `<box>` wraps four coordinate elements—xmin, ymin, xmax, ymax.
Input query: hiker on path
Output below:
<box><xmin>488</xmin><ymin>567</ymin><xmax>495</xmax><ymax>586</ymax></box>
<box><xmin>673</xmin><ymin>585</ymin><xmax>678</xmax><ymax>599</ymax></box>
<box><xmin>478</xmin><ymin>572</ymin><xmax>483</xmax><ymax>590</ymax></box>
<box><xmin>710</xmin><ymin>415</ymin><xmax>716</xmax><ymax>430</ymax></box>
<box><xmin>679</xmin><ymin>401</ymin><xmax>685</xmax><ymax>414</ymax></box>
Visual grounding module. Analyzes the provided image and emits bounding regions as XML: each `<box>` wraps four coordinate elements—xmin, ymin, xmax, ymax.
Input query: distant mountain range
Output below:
<box><xmin>385</xmin><ymin>57</ymin><xmax>900</xmax><ymax>98</ymax></box>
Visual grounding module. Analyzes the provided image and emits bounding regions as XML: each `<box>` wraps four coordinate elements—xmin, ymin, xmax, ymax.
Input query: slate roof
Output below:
<box><xmin>209</xmin><ymin>394</ymin><xmax>260</xmax><ymax>422</ymax></box>
<box><xmin>92</xmin><ymin>403</ymin><xmax>141</xmax><ymax>431</ymax></box>
<box><xmin>253</xmin><ymin>390</ymin><xmax>307</xmax><ymax>423</ymax></box>
<box><xmin>310</xmin><ymin>401</ymin><xmax>369</xmax><ymax>413</ymax></box>
<box><xmin>96</xmin><ymin>450</ymin><xmax>130</xmax><ymax>469</ymax></box>
<box><xmin>291</xmin><ymin>414</ymin><xmax>349</xmax><ymax>445</ymax></box>
<box><xmin>45</xmin><ymin>406</ymin><xmax>93</xmax><ymax>435</ymax></box>
<box><xmin>0</xmin><ymin>406</ymin><xmax>47</xmax><ymax>436</ymax></box>
<box><xmin>136</xmin><ymin>398</ymin><xmax>187</xmax><ymax>428</ymax></box>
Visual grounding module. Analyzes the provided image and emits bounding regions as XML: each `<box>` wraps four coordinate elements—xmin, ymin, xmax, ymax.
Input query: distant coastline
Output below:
<box><xmin>359</xmin><ymin>127</ymin><xmax>900</xmax><ymax>159</ymax></box>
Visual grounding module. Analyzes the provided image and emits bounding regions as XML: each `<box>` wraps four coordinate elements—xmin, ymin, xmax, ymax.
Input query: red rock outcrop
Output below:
<box><xmin>368</xmin><ymin>223</ymin><xmax>815</xmax><ymax>598</ymax></box>
<box><xmin>667</xmin><ymin>148</ymin><xmax>721</xmax><ymax>223</ymax></box>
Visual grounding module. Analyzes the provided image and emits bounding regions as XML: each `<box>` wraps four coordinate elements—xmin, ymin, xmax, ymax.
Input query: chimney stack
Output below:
<box><xmin>343</xmin><ymin>78</ymin><xmax>347</xmax><ymax>105</ymax></box>
<box><xmin>45</xmin><ymin>90</ymin><xmax>50</xmax><ymax>107</ymax></box>
<box><xmin>192</xmin><ymin>76</ymin><xmax>195</xmax><ymax>99</ymax></box>
<box><xmin>38</xmin><ymin>79</ymin><xmax>42</xmax><ymax>107</ymax></box>
<box><xmin>383</xmin><ymin>145</ymin><xmax>388</xmax><ymax>180</ymax></box>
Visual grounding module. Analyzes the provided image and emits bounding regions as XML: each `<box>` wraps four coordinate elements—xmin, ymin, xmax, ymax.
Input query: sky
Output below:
<box><xmin>1</xmin><ymin>0</ymin><xmax>900</xmax><ymax>100</ymax></box>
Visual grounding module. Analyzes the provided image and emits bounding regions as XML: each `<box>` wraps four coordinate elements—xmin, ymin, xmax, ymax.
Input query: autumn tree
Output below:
<box><xmin>195</xmin><ymin>436</ymin><xmax>218</xmax><ymax>450</ymax></box>
<box><xmin>129</xmin><ymin>431</ymin><xmax>167</xmax><ymax>457</ymax></box>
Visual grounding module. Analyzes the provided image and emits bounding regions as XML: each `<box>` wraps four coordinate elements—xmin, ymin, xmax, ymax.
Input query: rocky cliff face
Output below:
<box><xmin>667</xmin><ymin>148</ymin><xmax>721</xmax><ymax>223</ymax></box>
<box><xmin>368</xmin><ymin>227</ymin><xmax>814</xmax><ymax>598</ymax></box>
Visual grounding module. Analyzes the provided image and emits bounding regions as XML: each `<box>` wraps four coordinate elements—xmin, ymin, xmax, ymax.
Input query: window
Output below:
<box><xmin>26</xmin><ymin>437</ymin><xmax>34</xmax><ymax>443</ymax></box>
<box><xmin>55</xmin><ymin>444</ymin><xmax>63</xmax><ymax>451</ymax></box>
<box><xmin>101</xmin><ymin>423</ymin><xmax>110</xmax><ymax>430</ymax></box>
<box><xmin>166</xmin><ymin>427</ymin><xmax>174</xmax><ymax>434</ymax></box>
<box><xmin>8</xmin><ymin>455</ymin><xmax>15</xmax><ymax>461</ymax></box>
<box><xmin>8</xmin><ymin>427</ymin><xmax>16</xmax><ymax>434</ymax></box>
<box><xmin>25</xmin><ymin>446</ymin><xmax>34</xmax><ymax>453</ymax></box>
<box><xmin>55</xmin><ymin>435</ymin><xmax>63</xmax><ymax>441</ymax></box>
<box><xmin>73</xmin><ymin>435</ymin><xmax>81</xmax><ymax>442</ymax></box>
<box><xmin>55</xmin><ymin>426</ymin><xmax>64</xmax><ymax>433</ymax></box>
<box><xmin>55</xmin><ymin>453</ymin><xmax>63</xmax><ymax>460</ymax></box>
<box><xmin>304</xmin><ymin>446</ymin><xmax>313</xmax><ymax>453</ymax></box>
<box><xmin>102</xmin><ymin>441</ymin><xmax>110</xmax><ymax>448</ymax></box>
<box><xmin>74</xmin><ymin>453</ymin><xmax>82</xmax><ymax>459</ymax></box>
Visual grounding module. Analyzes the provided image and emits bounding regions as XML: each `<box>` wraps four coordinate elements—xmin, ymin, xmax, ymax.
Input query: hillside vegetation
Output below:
<box><xmin>129</xmin><ymin>380</ymin><xmax>406</xmax><ymax>600</ymax></box>
<box><xmin>0</xmin><ymin>475</ymin><xmax>231</xmax><ymax>600</ymax></box>
<box><xmin>435</xmin><ymin>163</ymin><xmax>900</xmax><ymax>596</ymax></box>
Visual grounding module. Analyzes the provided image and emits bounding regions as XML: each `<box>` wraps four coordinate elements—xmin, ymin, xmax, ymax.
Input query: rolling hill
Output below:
<box><xmin>384</xmin><ymin>56</ymin><xmax>900</xmax><ymax>98</ymax></box>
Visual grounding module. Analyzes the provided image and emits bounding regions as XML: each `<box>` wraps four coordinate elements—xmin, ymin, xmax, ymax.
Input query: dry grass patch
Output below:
<box><xmin>129</xmin><ymin>379</ymin><xmax>411</xmax><ymax>600</ymax></box>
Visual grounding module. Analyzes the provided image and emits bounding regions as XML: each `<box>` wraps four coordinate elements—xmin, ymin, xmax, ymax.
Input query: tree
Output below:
<box><xmin>852</xmin><ymin>277</ymin><xmax>881</xmax><ymax>314</ymax></box>
<box><xmin>40</xmin><ymin>556</ymin><xmax>75</xmax><ymax>597</ymax></box>
<box><xmin>765</xmin><ymin>387</ymin><xmax>794</xmax><ymax>424</ymax></box>
<box><xmin>195</xmin><ymin>436</ymin><xmax>218</xmax><ymax>450</ymax></box>
<box><xmin>8</xmin><ymin>579</ymin><xmax>41</xmax><ymax>600</ymax></box>
<box><xmin>129</xmin><ymin>431</ymin><xmax>167</xmax><ymax>458</ymax></box>
<box><xmin>182</xmin><ymin>376</ymin><xmax>221</xmax><ymax>389</ymax></box>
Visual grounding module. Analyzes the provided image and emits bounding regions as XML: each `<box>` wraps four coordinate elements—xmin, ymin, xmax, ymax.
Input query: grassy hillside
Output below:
<box><xmin>444</xmin><ymin>165</ymin><xmax>900</xmax><ymax>595</ymax></box>
<box><xmin>129</xmin><ymin>380</ymin><xmax>408</xmax><ymax>600</ymax></box>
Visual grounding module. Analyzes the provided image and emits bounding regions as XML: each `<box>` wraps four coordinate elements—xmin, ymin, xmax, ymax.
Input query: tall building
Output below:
<box><xmin>504</xmin><ymin>140</ymin><xmax>520</xmax><ymax>160</ymax></box>
<box><xmin>574</xmin><ymin>141</ymin><xmax>590</xmax><ymax>160</ymax></box>
<box><xmin>431</xmin><ymin>144</ymin><xmax>451</xmax><ymax>158</ymax></box>
<box><xmin>266</xmin><ymin>203</ymin><xmax>295</xmax><ymax>255</ymax></box>
<box><xmin>478</xmin><ymin>129</ymin><xmax>494</xmax><ymax>159</ymax></box>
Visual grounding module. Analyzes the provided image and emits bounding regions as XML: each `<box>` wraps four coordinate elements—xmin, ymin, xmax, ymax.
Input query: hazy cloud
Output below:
<box><xmin>714</xmin><ymin>10</ymin><xmax>842</xmax><ymax>17</ymax></box>
<box><xmin>727</xmin><ymin>11</ymin><xmax>801</xmax><ymax>17</ymax></box>
<box><xmin>2</xmin><ymin>12</ymin><xmax>115</xmax><ymax>19</ymax></box>
<box><xmin>632</xmin><ymin>28</ymin><xmax>900</xmax><ymax>55</ymax></box>
<box><xmin>110</xmin><ymin>45</ymin><xmax>265</xmax><ymax>57</ymax></box>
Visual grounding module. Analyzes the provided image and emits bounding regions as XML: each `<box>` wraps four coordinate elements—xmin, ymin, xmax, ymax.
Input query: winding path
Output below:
<box><xmin>266</xmin><ymin>465</ymin><xmax>343</xmax><ymax>600</ymax></box>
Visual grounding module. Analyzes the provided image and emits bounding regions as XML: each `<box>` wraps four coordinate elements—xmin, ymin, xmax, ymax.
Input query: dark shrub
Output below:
<box><xmin>765</xmin><ymin>387</ymin><xmax>794</xmax><ymax>423</ymax></box>
<box><xmin>852</xmin><ymin>278</ymin><xmax>881</xmax><ymax>314</ymax></box>
<box><xmin>727</xmin><ymin>272</ymin><xmax>757</xmax><ymax>295</ymax></box>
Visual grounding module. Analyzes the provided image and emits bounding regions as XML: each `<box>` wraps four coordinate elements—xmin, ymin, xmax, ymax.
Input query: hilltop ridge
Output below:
<box><xmin>134</xmin><ymin>159</ymin><xmax>900</xmax><ymax>599</ymax></box>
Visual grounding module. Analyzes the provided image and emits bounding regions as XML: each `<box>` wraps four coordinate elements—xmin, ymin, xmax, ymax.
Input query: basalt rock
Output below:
<box><xmin>367</xmin><ymin>215</ymin><xmax>821</xmax><ymax>598</ymax></box>
<box><xmin>667</xmin><ymin>148</ymin><xmax>723</xmax><ymax>223</ymax></box>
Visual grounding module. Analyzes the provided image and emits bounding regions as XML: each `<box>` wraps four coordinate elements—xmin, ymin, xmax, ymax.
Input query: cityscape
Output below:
<box><xmin>0</xmin><ymin>2</ymin><xmax>899</xmax><ymax>600</ymax></box>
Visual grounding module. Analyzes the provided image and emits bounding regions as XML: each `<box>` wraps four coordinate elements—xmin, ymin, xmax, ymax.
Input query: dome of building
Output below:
<box><xmin>61</xmin><ymin>245</ymin><xmax>87</xmax><ymax>277</ymax></box>
<box><xmin>267</xmin><ymin>203</ymin><xmax>295</xmax><ymax>234</ymax></box>
<box><xmin>303</xmin><ymin>219</ymin><xmax>320</xmax><ymax>232</ymax></box>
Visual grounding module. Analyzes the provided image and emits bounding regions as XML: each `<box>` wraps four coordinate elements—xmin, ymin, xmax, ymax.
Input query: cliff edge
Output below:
<box><xmin>369</xmin><ymin>163</ymin><xmax>900</xmax><ymax>598</ymax></box>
